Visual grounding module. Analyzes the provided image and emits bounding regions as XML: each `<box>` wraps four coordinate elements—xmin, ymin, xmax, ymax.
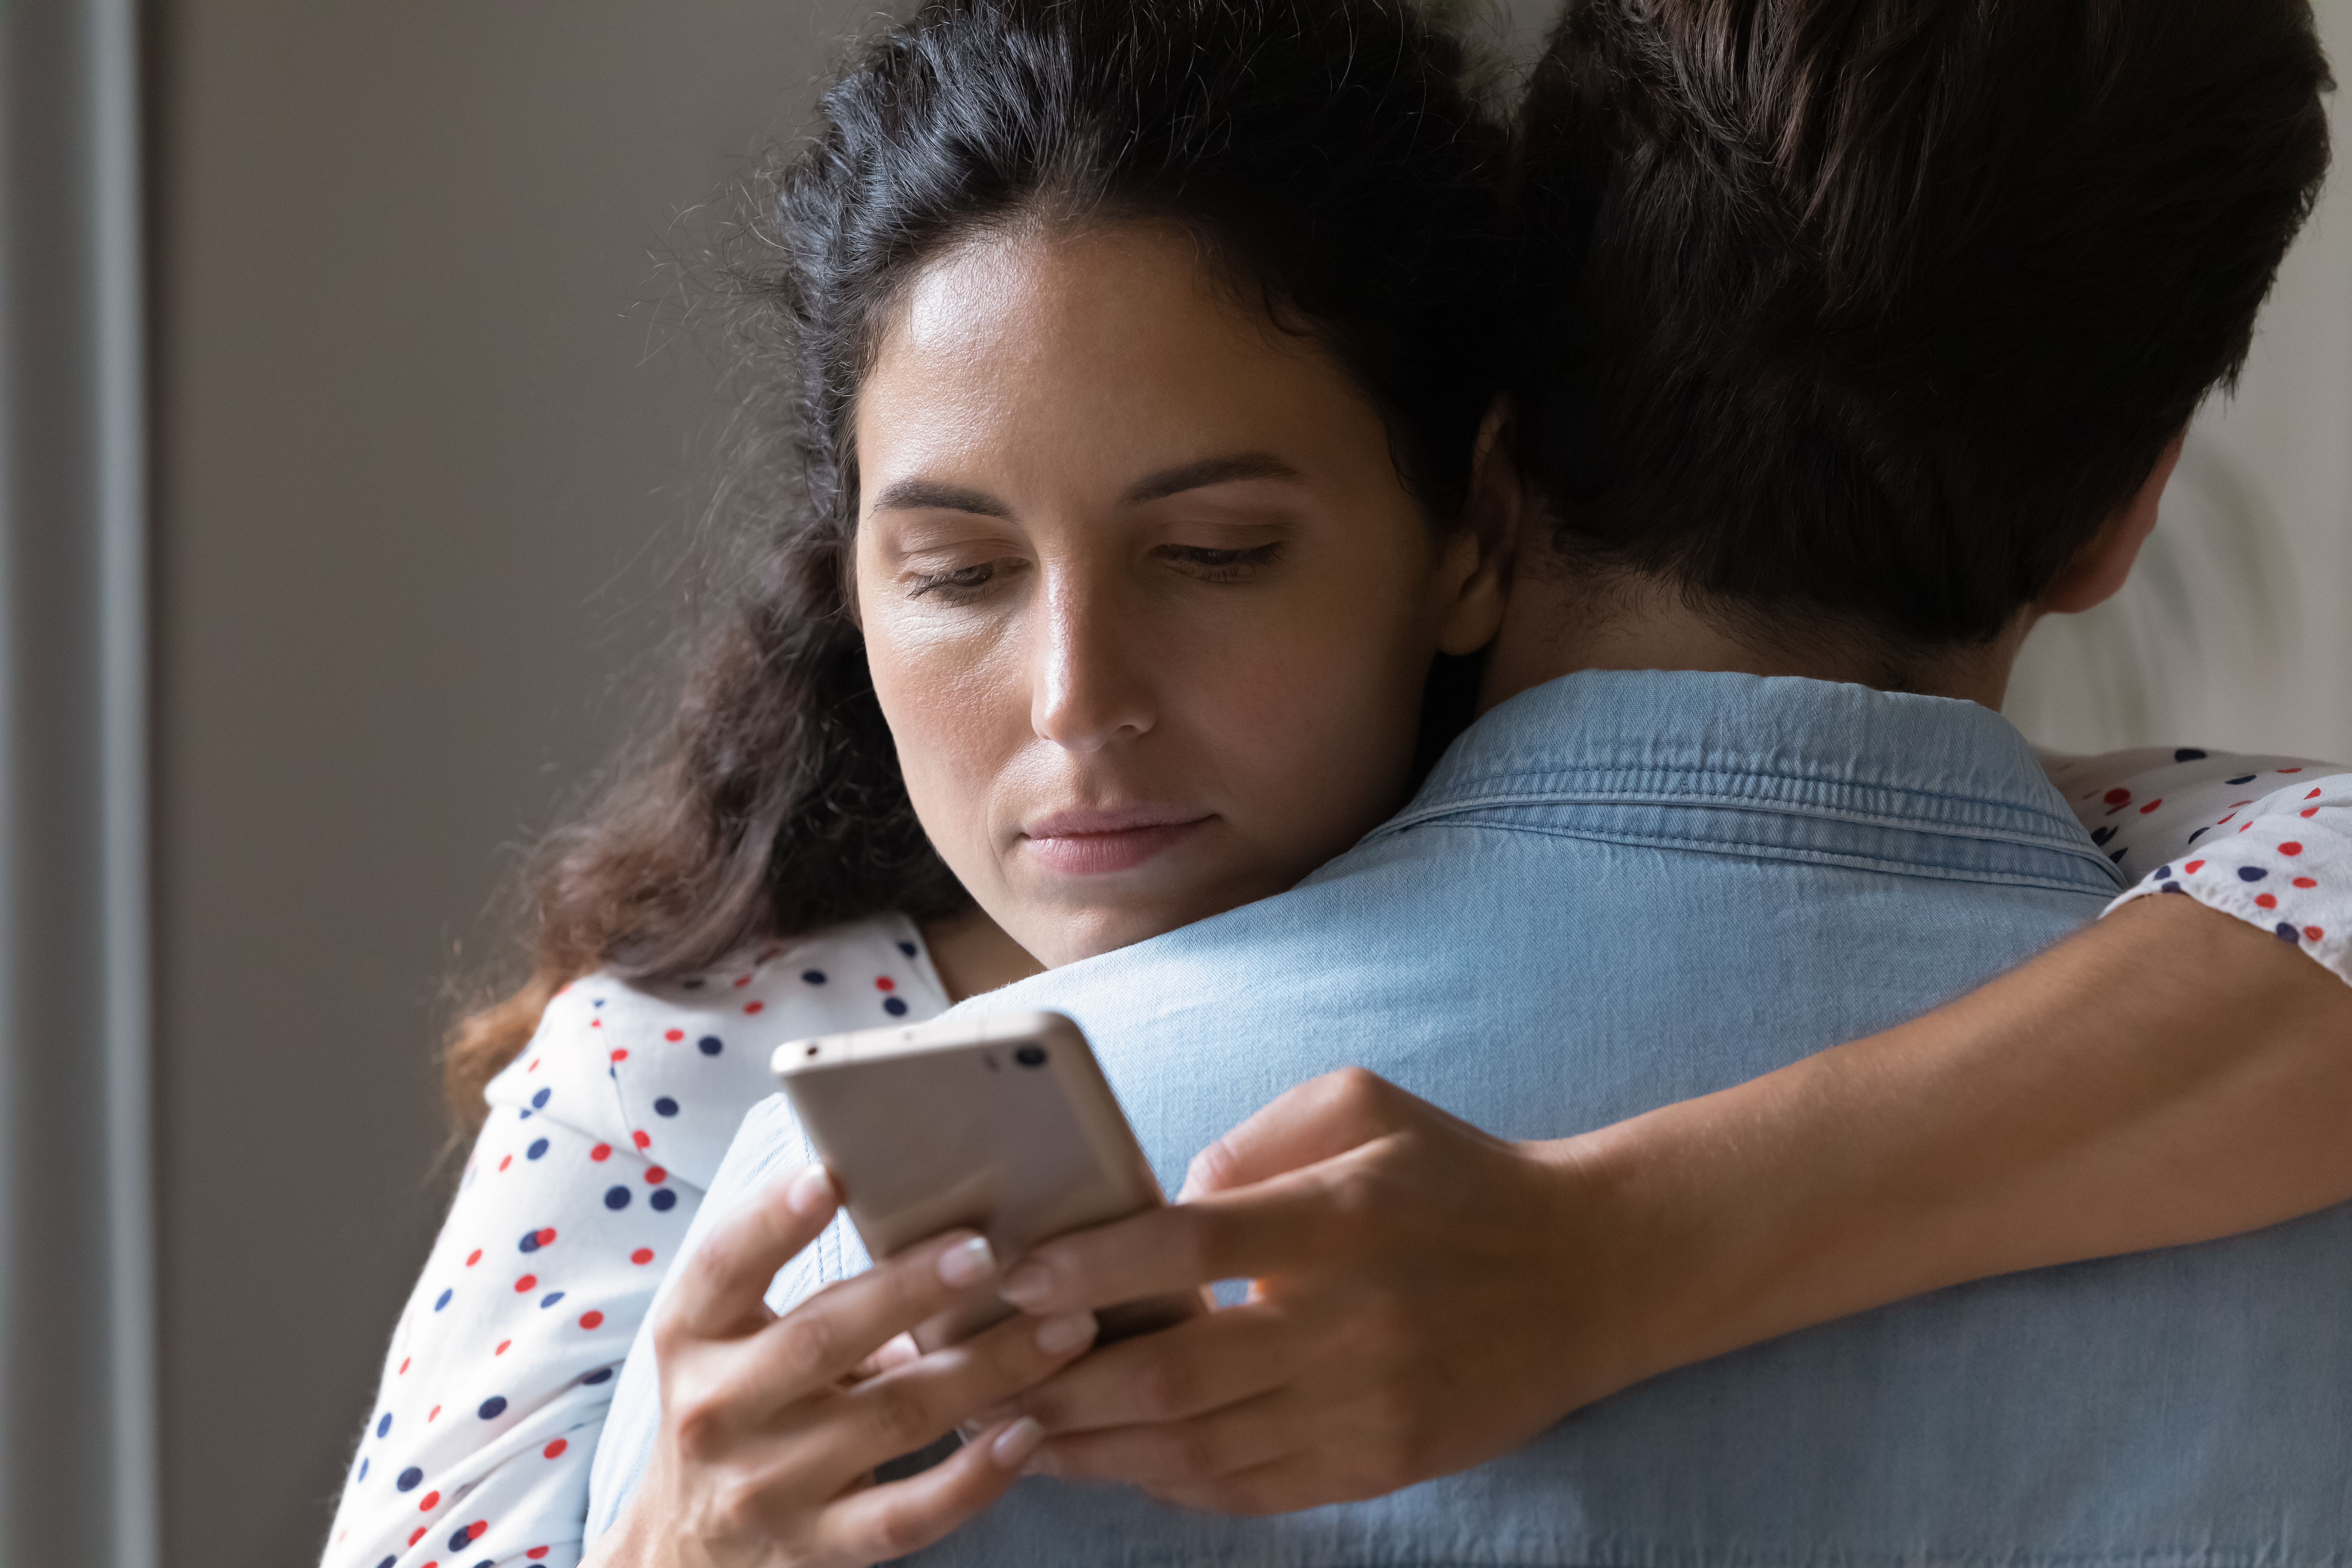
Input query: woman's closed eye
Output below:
<box><xmin>906</xmin><ymin>557</ymin><xmax>1027</xmax><ymax>601</ymax></box>
<box><xmin>1157</xmin><ymin>541</ymin><xmax>1284</xmax><ymax>583</ymax></box>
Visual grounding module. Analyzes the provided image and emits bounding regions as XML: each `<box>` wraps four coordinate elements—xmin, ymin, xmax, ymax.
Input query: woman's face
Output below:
<box><xmin>854</xmin><ymin>225</ymin><xmax>1500</xmax><ymax>967</ymax></box>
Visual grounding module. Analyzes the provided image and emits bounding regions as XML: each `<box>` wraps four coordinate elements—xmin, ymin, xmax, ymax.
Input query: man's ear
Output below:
<box><xmin>2037</xmin><ymin>429</ymin><xmax>2186</xmax><ymax>616</ymax></box>
<box><xmin>1435</xmin><ymin>395</ymin><xmax>1527</xmax><ymax>656</ymax></box>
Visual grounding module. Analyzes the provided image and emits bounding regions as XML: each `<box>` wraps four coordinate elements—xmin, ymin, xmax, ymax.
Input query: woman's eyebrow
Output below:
<box><xmin>868</xmin><ymin>478</ymin><xmax>1013</xmax><ymax>518</ymax></box>
<box><xmin>1123</xmin><ymin>451</ymin><xmax>1302</xmax><ymax>504</ymax></box>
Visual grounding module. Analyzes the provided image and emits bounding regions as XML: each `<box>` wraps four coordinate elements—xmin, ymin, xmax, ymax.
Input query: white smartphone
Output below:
<box><xmin>773</xmin><ymin>1009</ymin><xmax>1204</xmax><ymax>1351</ymax></box>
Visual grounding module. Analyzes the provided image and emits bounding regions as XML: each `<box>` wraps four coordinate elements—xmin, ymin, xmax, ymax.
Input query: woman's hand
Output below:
<box><xmin>995</xmin><ymin>1069</ymin><xmax>1626</xmax><ymax>1515</ymax></box>
<box><xmin>587</xmin><ymin>1163</ymin><xmax>1102</xmax><ymax>1568</ymax></box>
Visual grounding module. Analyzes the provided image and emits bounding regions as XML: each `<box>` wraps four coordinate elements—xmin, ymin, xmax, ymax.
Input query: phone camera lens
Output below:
<box><xmin>1014</xmin><ymin>1044</ymin><xmax>1048</xmax><ymax>1069</ymax></box>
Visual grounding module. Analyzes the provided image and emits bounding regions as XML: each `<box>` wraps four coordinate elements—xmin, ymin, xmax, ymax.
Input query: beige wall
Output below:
<box><xmin>153</xmin><ymin>3</ymin><xmax>2345</xmax><ymax>1564</ymax></box>
<box><xmin>153</xmin><ymin>5</ymin><xmax>866</xmax><ymax>1562</ymax></box>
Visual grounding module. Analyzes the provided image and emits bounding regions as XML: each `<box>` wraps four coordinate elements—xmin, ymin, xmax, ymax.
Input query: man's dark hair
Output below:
<box><xmin>1514</xmin><ymin>0</ymin><xmax>2334</xmax><ymax>645</ymax></box>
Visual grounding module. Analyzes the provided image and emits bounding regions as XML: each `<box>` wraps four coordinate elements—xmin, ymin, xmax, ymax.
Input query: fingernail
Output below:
<box><xmin>999</xmin><ymin>1261</ymin><xmax>1051</xmax><ymax>1308</ymax></box>
<box><xmin>938</xmin><ymin>1235</ymin><xmax>997</xmax><ymax>1288</ymax></box>
<box><xmin>1034</xmin><ymin>1310</ymin><xmax>1097</xmax><ymax>1356</ymax></box>
<box><xmin>969</xmin><ymin>1398</ymin><xmax>1020</xmax><ymax>1428</ymax></box>
<box><xmin>990</xmin><ymin>1416</ymin><xmax>1044</xmax><ymax>1470</ymax></box>
<box><xmin>1021</xmin><ymin>1444</ymin><xmax>1060</xmax><ymax>1478</ymax></box>
<box><xmin>786</xmin><ymin>1164</ymin><xmax>834</xmax><ymax>1217</ymax></box>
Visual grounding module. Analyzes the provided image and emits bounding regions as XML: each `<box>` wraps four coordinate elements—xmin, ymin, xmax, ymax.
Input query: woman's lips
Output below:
<box><xmin>1020</xmin><ymin>809</ymin><xmax>1211</xmax><ymax>876</ymax></box>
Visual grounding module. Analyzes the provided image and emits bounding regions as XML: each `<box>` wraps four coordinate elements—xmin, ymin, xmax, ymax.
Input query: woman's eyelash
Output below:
<box><xmin>1160</xmin><ymin>542</ymin><xmax>1284</xmax><ymax>581</ymax></box>
<box><xmin>906</xmin><ymin>562</ymin><xmax>1002</xmax><ymax>599</ymax></box>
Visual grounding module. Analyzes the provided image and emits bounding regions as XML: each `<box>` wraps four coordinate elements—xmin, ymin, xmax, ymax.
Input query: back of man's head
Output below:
<box><xmin>1514</xmin><ymin>0</ymin><xmax>2333</xmax><ymax>647</ymax></box>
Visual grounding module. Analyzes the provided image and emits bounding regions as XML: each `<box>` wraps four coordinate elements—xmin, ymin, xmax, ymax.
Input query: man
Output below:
<box><xmin>594</xmin><ymin>0</ymin><xmax>2343</xmax><ymax>1558</ymax></box>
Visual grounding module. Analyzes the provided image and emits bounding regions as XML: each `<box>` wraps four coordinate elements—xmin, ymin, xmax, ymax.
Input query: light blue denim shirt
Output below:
<box><xmin>592</xmin><ymin>670</ymin><xmax>2352</xmax><ymax>1564</ymax></box>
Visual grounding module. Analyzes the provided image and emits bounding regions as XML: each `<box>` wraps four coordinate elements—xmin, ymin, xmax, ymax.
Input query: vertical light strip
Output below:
<box><xmin>90</xmin><ymin>0</ymin><xmax>157</xmax><ymax>1561</ymax></box>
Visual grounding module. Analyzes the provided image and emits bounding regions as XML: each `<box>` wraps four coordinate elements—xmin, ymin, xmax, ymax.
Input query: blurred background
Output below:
<box><xmin>0</xmin><ymin>1</ymin><xmax>2343</xmax><ymax>1563</ymax></box>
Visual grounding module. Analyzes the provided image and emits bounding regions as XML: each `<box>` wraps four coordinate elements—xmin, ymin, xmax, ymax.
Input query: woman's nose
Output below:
<box><xmin>1030</xmin><ymin>582</ymin><xmax>1155</xmax><ymax>752</ymax></box>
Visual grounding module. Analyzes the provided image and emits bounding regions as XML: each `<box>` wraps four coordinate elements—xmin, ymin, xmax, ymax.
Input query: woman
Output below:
<box><xmin>321</xmin><ymin>3</ymin><xmax>2347</xmax><ymax>1566</ymax></box>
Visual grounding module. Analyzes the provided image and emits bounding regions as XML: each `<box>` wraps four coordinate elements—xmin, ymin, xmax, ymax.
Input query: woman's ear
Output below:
<box><xmin>1436</xmin><ymin>395</ymin><xmax>1526</xmax><ymax>656</ymax></box>
<box><xmin>2037</xmin><ymin>429</ymin><xmax>2186</xmax><ymax>616</ymax></box>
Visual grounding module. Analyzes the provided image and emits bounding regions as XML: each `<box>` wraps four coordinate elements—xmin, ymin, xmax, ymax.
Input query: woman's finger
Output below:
<box><xmin>667</xmin><ymin>1163</ymin><xmax>840</xmax><ymax>1340</ymax></box>
<box><xmin>998</xmin><ymin>1170</ymin><xmax>1343</xmax><ymax>1316</ymax></box>
<box><xmin>1018</xmin><ymin>1298</ymin><xmax>1292</xmax><ymax>1435</ymax></box>
<box><xmin>817</xmin><ymin>1417</ymin><xmax>1046</xmax><ymax>1564</ymax></box>
<box><xmin>1026</xmin><ymin>1384</ymin><xmax>1309</xmax><ymax>1486</ymax></box>
<box><xmin>730</xmin><ymin>1227</ymin><xmax>1004</xmax><ymax>1405</ymax></box>
<box><xmin>1180</xmin><ymin>1068</ymin><xmax>1418</xmax><ymax>1198</ymax></box>
<box><xmin>778</xmin><ymin>1302</ymin><xmax>1102</xmax><ymax>1495</ymax></box>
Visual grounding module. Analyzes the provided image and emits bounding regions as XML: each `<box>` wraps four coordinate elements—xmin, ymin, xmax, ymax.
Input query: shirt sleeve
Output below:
<box><xmin>317</xmin><ymin>998</ymin><xmax>707</xmax><ymax>1568</ymax></box>
<box><xmin>2043</xmin><ymin>747</ymin><xmax>2352</xmax><ymax>988</ymax></box>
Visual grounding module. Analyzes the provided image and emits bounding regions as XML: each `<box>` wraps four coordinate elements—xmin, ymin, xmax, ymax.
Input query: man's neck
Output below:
<box><xmin>1479</xmin><ymin>558</ymin><xmax>2029</xmax><ymax>715</ymax></box>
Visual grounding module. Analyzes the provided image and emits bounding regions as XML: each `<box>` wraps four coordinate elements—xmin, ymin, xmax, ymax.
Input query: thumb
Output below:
<box><xmin>1180</xmin><ymin>1067</ymin><xmax>1404</xmax><ymax>1199</ymax></box>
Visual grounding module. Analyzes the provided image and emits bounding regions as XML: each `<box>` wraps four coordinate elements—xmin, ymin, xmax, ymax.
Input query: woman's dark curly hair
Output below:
<box><xmin>445</xmin><ymin>0</ymin><xmax>1514</xmax><ymax>1125</ymax></box>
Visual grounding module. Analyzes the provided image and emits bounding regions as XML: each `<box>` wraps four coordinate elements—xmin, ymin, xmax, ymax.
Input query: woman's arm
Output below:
<box><xmin>997</xmin><ymin>840</ymin><xmax>2352</xmax><ymax>1514</ymax></box>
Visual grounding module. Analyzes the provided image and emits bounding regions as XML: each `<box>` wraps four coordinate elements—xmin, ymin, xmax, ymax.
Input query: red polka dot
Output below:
<box><xmin>495</xmin><ymin>1340</ymin><xmax>511</xmax><ymax>1356</ymax></box>
<box><xmin>463</xmin><ymin>1520</ymin><xmax>488</xmax><ymax>1542</ymax></box>
<box><xmin>589</xmin><ymin>1143</ymin><xmax>611</xmax><ymax>1162</ymax></box>
<box><xmin>2104</xmin><ymin>788</ymin><xmax>2131</xmax><ymax>805</ymax></box>
<box><xmin>590</xmin><ymin>1018</ymin><xmax>601</xmax><ymax>1028</ymax></box>
<box><xmin>526</xmin><ymin>1058</ymin><xmax>539</xmax><ymax>1073</ymax></box>
<box><xmin>579</xmin><ymin>1310</ymin><xmax>606</xmax><ymax>1330</ymax></box>
<box><xmin>535</xmin><ymin>1227</ymin><xmax>556</xmax><ymax>1247</ymax></box>
<box><xmin>645</xmin><ymin>1166</ymin><xmax>667</xmax><ymax>1185</ymax></box>
<box><xmin>2138</xmin><ymin>798</ymin><xmax>2163</xmax><ymax>815</ymax></box>
<box><xmin>631</xmin><ymin>1247</ymin><xmax>654</xmax><ymax>1265</ymax></box>
<box><xmin>610</xmin><ymin>1048</ymin><xmax>629</xmax><ymax>1063</ymax></box>
<box><xmin>407</xmin><ymin>1528</ymin><xmax>426</xmax><ymax>1547</ymax></box>
<box><xmin>428</xmin><ymin>1405</ymin><xmax>440</xmax><ymax>1421</ymax></box>
<box><xmin>2295</xmin><ymin>877</ymin><xmax>2318</xmax><ymax>889</ymax></box>
<box><xmin>528</xmin><ymin>1550</ymin><xmax>550</xmax><ymax>1561</ymax></box>
<box><xmin>875</xmin><ymin>975</ymin><xmax>896</xmax><ymax>992</ymax></box>
<box><xmin>2309</xmin><ymin>788</ymin><xmax>2326</xmax><ymax>799</ymax></box>
<box><xmin>497</xmin><ymin>1155</ymin><xmax>512</xmax><ymax>1172</ymax></box>
<box><xmin>2256</xmin><ymin>894</ymin><xmax>2278</xmax><ymax>909</ymax></box>
<box><xmin>465</xmin><ymin>1249</ymin><xmax>481</xmax><ymax>1267</ymax></box>
<box><xmin>2307</xmin><ymin>927</ymin><xmax>2326</xmax><ymax>942</ymax></box>
<box><xmin>515</xmin><ymin>1274</ymin><xmax>537</xmax><ymax>1293</ymax></box>
<box><xmin>744</xmin><ymin>1001</ymin><xmax>765</xmax><ymax>1015</ymax></box>
<box><xmin>542</xmin><ymin>1439</ymin><xmax>568</xmax><ymax>1460</ymax></box>
<box><xmin>732</xmin><ymin>974</ymin><xmax>751</xmax><ymax>988</ymax></box>
<box><xmin>2281</xmin><ymin>842</ymin><xmax>2305</xmax><ymax>856</ymax></box>
<box><xmin>631</xmin><ymin>1130</ymin><xmax>651</xmax><ymax>1149</ymax></box>
<box><xmin>419</xmin><ymin>1490</ymin><xmax>440</xmax><ymax>1511</ymax></box>
<box><xmin>665</xmin><ymin>1028</ymin><xmax>684</xmax><ymax>1041</ymax></box>
<box><xmin>398</xmin><ymin>1358</ymin><xmax>410</xmax><ymax>1375</ymax></box>
<box><xmin>2185</xmin><ymin>861</ymin><xmax>2206</xmax><ymax>874</ymax></box>
<box><xmin>2302</xmin><ymin>808</ymin><xmax>2320</xmax><ymax>819</ymax></box>
<box><xmin>2282</xmin><ymin>768</ymin><xmax>2306</xmax><ymax>774</ymax></box>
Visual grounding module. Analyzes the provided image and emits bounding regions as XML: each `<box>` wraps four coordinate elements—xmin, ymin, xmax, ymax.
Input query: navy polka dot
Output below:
<box><xmin>358</xmin><ymin>1458</ymin><xmax>369</xmax><ymax>1481</ymax></box>
<box><xmin>593</xmin><ymin>997</ymin><xmax>606</xmax><ymax>1008</ymax></box>
<box><xmin>396</xmin><ymin>1466</ymin><xmax>422</xmax><ymax>1492</ymax></box>
<box><xmin>604</xmin><ymin>1185</ymin><xmax>631</xmax><ymax>1211</ymax></box>
<box><xmin>376</xmin><ymin>1412</ymin><xmax>392</xmax><ymax>1438</ymax></box>
<box><xmin>898</xmin><ymin>940</ymin><xmax>918</xmax><ymax>957</ymax></box>
<box><xmin>681</xmin><ymin>976</ymin><xmax>705</xmax><ymax>990</ymax></box>
<box><xmin>580</xmin><ymin>1367</ymin><xmax>614</xmax><ymax>1386</ymax></box>
<box><xmin>2188</xmin><ymin>826</ymin><xmax>2213</xmax><ymax>845</ymax></box>
<box><xmin>2239</xmin><ymin>866</ymin><xmax>2270</xmax><ymax>883</ymax></box>
<box><xmin>526</xmin><ymin>1138</ymin><xmax>549</xmax><ymax>1160</ymax></box>
<box><xmin>2278</xmin><ymin>923</ymin><xmax>2303</xmax><ymax>942</ymax></box>
<box><xmin>883</xmin><ymin>997</ymin><xmax>910</xmax><ymax>1017</ymax></box>
<box><xmin>517</xmin><ymin>1108</ymin><xmax>532</xmax><ymax>1121</ymax></box>
<box><xmin>519</xmin><ymin>1230</ymin><xmax>542</xmax><ymax>1254</ymax></box>
<box><xmin>697</xmin><ymin>1035</ymin><xmax>723</xmax><ymax>1057</ymax></box>
<box><xmin>377</xmin><ymin>1557</ymin><xmax>395</xmax><ymax>1568</ymax></box>
<box><xmin>2175</xmin><ymin>748</ymin><xmax>2208</xmax><ymax>763</ymax></box>
<box><xmin>651</xmin><ymin>1188</ymin><xmax>679</xmax><ymax>1213</ymax></box>
<box><xmin>2155</xmin><ymin>865</ymin><xmax>2172</xmax><ymax>879</ymax></box>
<box><xmin>449</xmin><ymin>1525</ymin><xmax>473</xmax><ymax>1551</ymax></box>
<box><xmin>653</xmin><ymin>1097</ymin><xmax>679</xmax><ymax>1117</ymax></box>
<box><xmin>2161</xmin><ymin>882</ymin><xmax>2184</xmax><ymax>894</ymax></box>
<box><xmin>434</xmin><ymin>1288</ymin><xmax>453</xmax><ymax>1311</ymax></box>
<box><xmin>531</xmin><ymin>1087</ymin><xmax>551</xmax><ymax>1110</ymax></box>
<box><xmin>2227</xmin><ymin>774</ymin><xmax>2259</xmax><ymax>786</ymax></box>
<box><xmin>477</xmin><ymin>1396</ymin><xmax>507</xmax><ymax>1420</ymax></box>
<box><xmin>802</xmin><ymin>969</ymin><xmax>828</xmax><ymax>985</ymax></box>
<box><xmin>540</xmin><ymin>1291</ymin><xmax>566</xmax><ymax>1309</ymax></box>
